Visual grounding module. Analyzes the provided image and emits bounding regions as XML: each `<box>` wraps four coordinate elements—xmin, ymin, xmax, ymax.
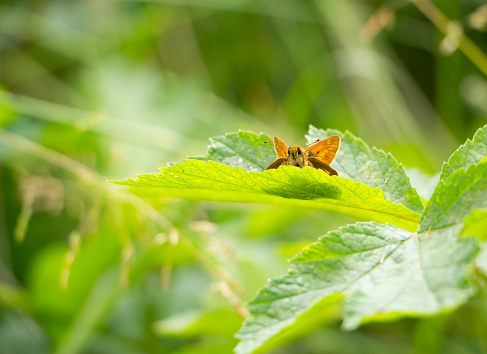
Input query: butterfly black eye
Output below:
<box><xmin>297</xmin><ymin>147</ymin><xmax>302</xmax><ymax>155</ymax></box>
<box><xmin>287</xmin><ymin>148</ymin><xmax>290</xmax><ymax>155</ymax></box>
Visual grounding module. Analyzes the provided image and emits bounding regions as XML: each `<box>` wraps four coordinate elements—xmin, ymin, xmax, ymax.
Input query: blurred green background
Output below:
<box><xmin>1</xmin><ymin>0</ymin><xmax>487</xmax><ymax>353</ymax></box>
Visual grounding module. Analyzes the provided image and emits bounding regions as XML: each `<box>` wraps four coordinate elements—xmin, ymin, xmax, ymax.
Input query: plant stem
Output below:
<box><xmin>0</xmin><ymin>128</ymin><xmax>246</xmax><ymax>313</ymax></box>
<box><xmin>410</xmin><ymin>0</ymin><xmax>487</xmax><ymax>77</ymax></box>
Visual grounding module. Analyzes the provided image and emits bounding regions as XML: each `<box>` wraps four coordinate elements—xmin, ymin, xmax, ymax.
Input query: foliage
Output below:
<box><xmin>1</xmin><ymin>1</ymin><xmax>487</xmax><ymax>354</ymax></box>
<box><xmin>114</xmin><ymin>125</ymin><xmax>487</xmax><ymax>353</ymax></box>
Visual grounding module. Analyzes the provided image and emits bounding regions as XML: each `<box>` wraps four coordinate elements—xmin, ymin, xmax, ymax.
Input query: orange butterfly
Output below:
<box><xmin>265</xmin><ymin>135</ymin><xmax>340</xmax><ymax>176</ymax></box>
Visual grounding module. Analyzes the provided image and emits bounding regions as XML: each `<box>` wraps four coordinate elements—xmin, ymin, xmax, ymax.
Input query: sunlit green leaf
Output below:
<box><xmin>440</xmin><ymin>125</ymin><xmax>487</xmax><ymax>181</ymax></box>
<box><xmin>206</xmin><ymin>128</ymin><xmax>423</xmax><ymax>215</ymax></box>
<box><xmin>476</xmin><ymin>244</ymin><xmax>487</xmax><ymax>275</ymax></box>
<box><xmin>112</xmin><ymin>160</ymin><xmax>420</xmax><ymax>231</ymax></box>
<box><xmin>461</xmin><ymin>209</ymin><xmax>487</xmax><ymax>240</ymax></box>
<box><xmin>307</xmin><ymin>126</ymin><xmax>423</xmax><ymax>214</ymax></box>
<box><xmin>207</xmin><ymin>131</ymin><xmax>275</xmax><ymax>171</ymax></box>
<box><xmin>419</xmin><ymin>157</ymin><xmax>487</xmax><ymax>233</ymax></box>
<box><xmin>403</xmin><ymin>167</ymin><xmax>440</xmax><ymax>202</ymax></box>
<box><xmin>235</xmin><ymin>221</ymin><xmax>477</xmax><ymax>354</ymax></box>
<box><xmin>235</xmin><ymin>150</ymin><xmax>487</xmax><ymax>354</ymax></box>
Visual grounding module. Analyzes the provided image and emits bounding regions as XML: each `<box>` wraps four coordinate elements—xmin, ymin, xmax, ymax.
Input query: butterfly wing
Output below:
<box><xmin>273</xmin><ymin>136</ymin><xmax>288</xmax><ymax>159</ymax></box>
<box><xmin>305</xmin><ymin>135</ymin><xmax>340</xmax><ymax>165</ymax></box>
<box><xmin>265</xmin><ymin>158</ymin><xmax>287</xmax><ymax>170</ymax></box>
<box><xmin>308</xmin><ymin>157</ymin><xmax>339</xmax><ymax>176</ymax></box>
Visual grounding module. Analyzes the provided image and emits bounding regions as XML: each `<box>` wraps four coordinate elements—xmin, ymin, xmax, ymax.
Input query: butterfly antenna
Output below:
<box><xmin>264</xmin><ymin>141</ymin><xmax>274</xmax><ymax>146</ymax></box>
<box><xmin>304</xmin><ymin>139</ymin><xmax>320</xmax><ymax>147</ymax></box>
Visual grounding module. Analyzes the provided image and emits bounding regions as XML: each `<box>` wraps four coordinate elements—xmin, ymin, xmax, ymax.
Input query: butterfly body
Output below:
<box><xmin>265</xmin><ymin>136</ymin><xmax>340</xmax><ymax>176</ymax></box>
<box><xmin>287</xmin><ymin>145</ymin><xmax>307</xmax><ymax>167</ymax></box>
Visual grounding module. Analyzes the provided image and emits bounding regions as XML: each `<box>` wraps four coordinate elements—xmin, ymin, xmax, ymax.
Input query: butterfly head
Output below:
<box><xmin>288</xmin><ymin>146</ymin><xmax>303</xmax><ymax>159</ymax></box>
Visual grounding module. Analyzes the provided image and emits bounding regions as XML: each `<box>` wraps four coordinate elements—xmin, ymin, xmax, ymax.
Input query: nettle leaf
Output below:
<box><xmin>235</xmin><ymin>221</ymin><xmax>477</xmax><ymax>354</ymax></box>
<box><xmin>307</xmin><ymin>125</ymin><xmax>423</xmax><ymax>214</ymax></box>
<box><xmin>207</xmin><ymin>131</ymin><xmax>275</xmax><ymax>172</ymax></box>
<box><xmin>235</xmin><ymin>159</ymin><xmax>487</xmax><ymax>354</ymax></box>
<box><xmin>463</xmin><ymin>208</ymin><xmax>487</xmax><ymax>276</ymax></box>
<box><xmin>419</xmin><ymin>157</ymin><xmax>487</xmax><ymax>233</ymax></box>
<box><xmin>112</xmin><ymin>127</ymin><xmax>487</xmax><ymax>354</ymax></box>
<box><xmin>403</xmin><ymin>168</ymin><xmax>440</xmax><ymax>201</ymax></box>
<box><xmin>440</xmin><ymin>125</ymin><xmax>487</xmax><ymax>181</ymax></box>
<box><xmin>207</xmin><ymin>128</ymin><xmax>423</xmax><ymax>214</ymax></box>
<box><xmin>461</xmin><ymin>209</ymin><xmax>487</xmax><ymax>240</ymax></box>
<box><xmin>112</xmin><ymin>160</ymin><xmax>420</xmax><ymax>231</ymax></box>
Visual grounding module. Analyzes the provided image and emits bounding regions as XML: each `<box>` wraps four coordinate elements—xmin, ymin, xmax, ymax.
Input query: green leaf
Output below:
<box><xmin>235</xmin><ymin>221</ymin><xmax>477</xmax><ymax>354</ymax></box>
<box><xmin>306</xmin><ymin>126</ymin><xmax>424</xmax><ymax>214</ymax></box>
<box><xmin>207</xmin><ymin>131</ymin><xmax>275</xmax><ymax>172</ymax></box>
<box><xmin>476</xmin><ymin>244</ymin><xmax>487</xmax><ymax>275</ymax></box>
<box><xmin>236</xmin><ymin>152</ymin><xmax>487</xmax><ymax>354</ymax></box>
<box><xmin>419</xmin><ymin>157</ymin><xmax>487</xmax><ymax>233</ymax></box>
<box><xmin>440</xmin><ymin>124</ymin><xmax>487</xmax><ymax>181</ymax></box>
<box><xmin>403</xmin><ymin>167</ymin><xmax>440</xmax><ymax>202</ymax></box>
<box><xmin>461</xmin><ymin>209</ymin><xmax>487</xmax><ymax>240</ymax></box>
<box><xmin>112</xmin><ymin>160</ymin><xmax>420</xmax><ymax>231</ymax></box>
<box><xmin>205</xmin><ymin>128</ymin><xmax>423</xmax><ymax>214</ymax></box>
